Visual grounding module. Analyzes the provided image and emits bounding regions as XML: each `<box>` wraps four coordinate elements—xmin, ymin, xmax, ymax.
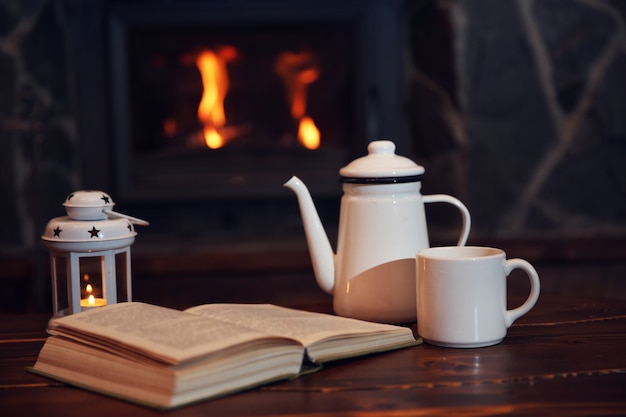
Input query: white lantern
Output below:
<box><xmin>41</xmin><ymin>191</ymin><xmax>148</xmax><ymax>316</ymax></box>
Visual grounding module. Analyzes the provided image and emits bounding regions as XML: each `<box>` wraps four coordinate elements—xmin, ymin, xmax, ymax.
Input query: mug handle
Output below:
<box><xmin>504</xmin><ymin>259</ymin><xmax>541</xmax><ymax>327</ymax></box>
<box><xmin>422</xmin><ymin>194</ymin><xmax>471</xmax><ymax>246</ymax></box>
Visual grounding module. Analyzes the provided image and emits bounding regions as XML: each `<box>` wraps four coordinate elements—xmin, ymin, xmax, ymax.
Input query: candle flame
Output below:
<box><xmin>86</xmin><ymin>284</ymin><xmax>93</xmax><ymax>294</ymax></box>
<box><xmin>88</xmin><ymin>294</ymin><xmax>95</xmax><ymax>306</ymax></box>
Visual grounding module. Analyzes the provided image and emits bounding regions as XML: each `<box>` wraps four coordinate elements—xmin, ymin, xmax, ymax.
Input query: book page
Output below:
<box><xmin>48</xmin><ymin>302</ymin><xmax>297</xmax><ymax>364</ymax></box>
<box><xmin>185</xmin><ymin>304</ymin><xmax>411</xmax><ymax>347</ymax></box>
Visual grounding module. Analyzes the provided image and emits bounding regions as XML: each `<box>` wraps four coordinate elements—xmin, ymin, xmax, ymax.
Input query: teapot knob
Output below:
<box><xmin>368</xmin><ymin>140</ymin><xmax>396</xmax><ymax>155</ymax></box>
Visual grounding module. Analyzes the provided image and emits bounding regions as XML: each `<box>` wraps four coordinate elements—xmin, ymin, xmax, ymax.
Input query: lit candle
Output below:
<box><xmin>80</xmin><ymin>283</ymin><xmax>106</xmax><ymax>310</ymax></box>
<box><xmin>80</xmin><ymin>296</ymin><xmax>107</xmax><ymax>310</ymax></box>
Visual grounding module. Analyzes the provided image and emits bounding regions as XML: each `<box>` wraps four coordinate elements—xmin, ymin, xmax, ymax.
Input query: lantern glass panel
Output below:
<box><xmin>53</xmin><ymin>255</ymin><xmax>69</xmax><ymax>313</ymax></box>
<box><xmin>115</xmin><ymin>251</ymin><xmax>129</xmax><ymax>303</ymax></box>
<box><xmin>80</xmin><ymin>256</ymin><xmax>105</xmax><ymax>304</ymax></box>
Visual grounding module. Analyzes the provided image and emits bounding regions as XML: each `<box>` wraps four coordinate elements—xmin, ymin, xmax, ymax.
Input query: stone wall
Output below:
<box><xmin>0</xmin><ymin>0</ymin><xmax>79</xmax><ymax>249</ymax></box>
<box><xmin>457</xmin><ymin>0</ymin><xmax>626</xmax><ymax>239</ymax></box>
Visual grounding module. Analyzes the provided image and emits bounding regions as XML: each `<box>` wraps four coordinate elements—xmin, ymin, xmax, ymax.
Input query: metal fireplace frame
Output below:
<box><xmin>68</xmin><ymin>0</ymin><xmax>415</xmax><ymax>239</ymax></box>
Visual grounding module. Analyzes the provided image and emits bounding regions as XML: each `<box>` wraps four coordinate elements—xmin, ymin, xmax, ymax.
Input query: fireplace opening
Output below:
<box><xmin>75</xmin><ymin>1</ymin><xmax>408</xmax><ymax>239</ymax></box>
<box><xmin>113</xmin><ymin>18</ymin><xmax>356</xmax><ymax>201</ymax></box>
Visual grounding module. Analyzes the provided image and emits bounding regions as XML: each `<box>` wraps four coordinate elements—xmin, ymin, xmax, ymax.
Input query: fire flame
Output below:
<box><xmin>192</xmin><ymin>47</ymin><xmax>320</xmax><ymax>149</ymax></box>
<box><xmin>275</xmin><ymin>51</ymin><xmax>321</xmax><ymax>149</ymax></box>
<box><xmin>196</xmin><ymin>47</ymin><xmax>237</xmax><ymax>148</ymax></box>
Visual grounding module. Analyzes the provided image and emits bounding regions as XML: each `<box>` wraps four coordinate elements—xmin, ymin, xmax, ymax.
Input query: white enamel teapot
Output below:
<box><xmin>284</xmin><ymin>140</ymin><xmax>471</xmax><ymax>323</ymax></box>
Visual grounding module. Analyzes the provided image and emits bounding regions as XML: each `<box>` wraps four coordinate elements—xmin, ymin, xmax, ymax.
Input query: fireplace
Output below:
<box><xmin>76</xmin><ymin>1</ymin><xmax>410</xmax><ymax>237</ymax></box>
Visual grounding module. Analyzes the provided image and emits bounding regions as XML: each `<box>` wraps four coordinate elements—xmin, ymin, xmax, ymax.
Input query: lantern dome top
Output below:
<box><xmin>42</xmin><ymin>190</ymin><xmax>148</xmax><ymax>252</ymax></box>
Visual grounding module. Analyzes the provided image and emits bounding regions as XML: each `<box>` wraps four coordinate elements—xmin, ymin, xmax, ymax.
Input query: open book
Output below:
<box><xmin>30</xmin><ymin>302</ymin><xmax>419</xmax><ymax>409</ymax></box>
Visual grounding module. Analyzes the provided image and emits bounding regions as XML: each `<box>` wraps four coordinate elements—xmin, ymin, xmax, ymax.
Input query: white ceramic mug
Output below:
<box><xmin>416</xmin><ymin>246</ymin><xmax>540</xmax><ymax>348</ymax></box>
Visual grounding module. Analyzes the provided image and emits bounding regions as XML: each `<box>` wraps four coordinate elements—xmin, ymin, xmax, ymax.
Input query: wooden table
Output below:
<box><xmin>1</xmin><ymin>294</ymin><xmax>625</xmax><ymax>416</ymax></box>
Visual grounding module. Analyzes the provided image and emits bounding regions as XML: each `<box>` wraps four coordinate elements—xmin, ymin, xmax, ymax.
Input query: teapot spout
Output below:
<box><xmin>284</xmin><ymin>176</ymin><xmax>335</xmax><ymax>294</ymax></box>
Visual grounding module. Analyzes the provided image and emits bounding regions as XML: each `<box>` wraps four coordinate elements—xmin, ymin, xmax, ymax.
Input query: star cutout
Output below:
<box><xmin>127</xmin><ymin>222</ymin><xmax>133</xmax><ymax>232</ymax></box>
<box><xmin>53</xmin><ymin>226</ymin><xmax>62</xmax><ymax>237</ymax></box>
<box><xmin>66</xmin><ymin>193</ymin><xmax>74</xmax><ymax>201</ymax></box>
<box><xmin>101</xmin><ymin>194</ymin><xmax>110</xmax><ymax>205</ymax></box>
<box><xmin>88</xmin><ymin>226</ymin><xmax>101</xmax><ymax>238</ymax></box>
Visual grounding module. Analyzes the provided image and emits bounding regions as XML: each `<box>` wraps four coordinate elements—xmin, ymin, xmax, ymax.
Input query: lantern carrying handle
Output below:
<box><xmin>103</xmin><ymin>210</ymin><xmax>150</xmax><ymax>226</ymax></box>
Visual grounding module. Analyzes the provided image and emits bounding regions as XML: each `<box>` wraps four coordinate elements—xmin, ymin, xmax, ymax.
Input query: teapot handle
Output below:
<box><xmin>422</xmin><ymin>195</ymin><xmax>471</xmax><ymax>246</ymax></box>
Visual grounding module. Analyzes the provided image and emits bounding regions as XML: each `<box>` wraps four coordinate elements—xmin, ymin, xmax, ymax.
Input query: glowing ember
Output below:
<box><xmin>275</xmin><ymin>51</ymin><xmax>321</xmax><ymax>149</ymax></box>
<box><xmin>298</xmin><ymin>116</ymin><xmax>320</xmax><ymax>150</ymax></box>
<box><xmin>196</xmin><ymin>47</ymin><xmax>237</xmax><ymax>148</ymax></box>
<box><xmin>163</xmin><ymin>117</ymin><xmax>177</xmax><ymax>137</ymax></box>
<box><xmin>204</xmin><ymin>128</ymin><xmax>223</xmax><ymax>149</ymax></box>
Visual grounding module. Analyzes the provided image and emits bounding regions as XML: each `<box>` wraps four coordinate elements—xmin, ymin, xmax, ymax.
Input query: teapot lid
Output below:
<box><xmin>339</xmin><ymin>140</ymin><xmax>425</xmax><ymax>183</ymax></box>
